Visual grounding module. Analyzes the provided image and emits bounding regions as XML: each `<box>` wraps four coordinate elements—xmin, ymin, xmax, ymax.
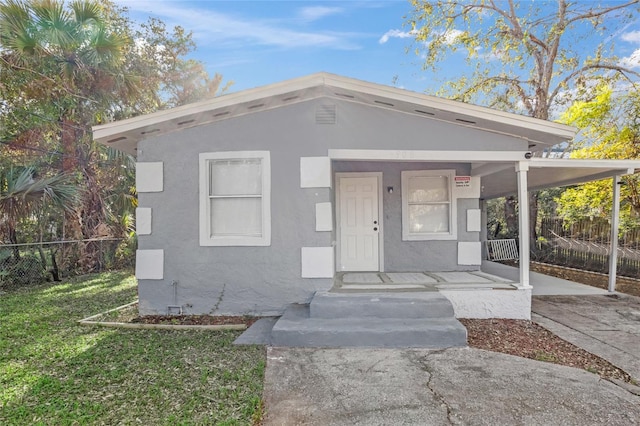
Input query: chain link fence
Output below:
<box><xmin>0</xmin><ymin>238</ymin><xmax>134</xmax><ymax>289</ymax></box>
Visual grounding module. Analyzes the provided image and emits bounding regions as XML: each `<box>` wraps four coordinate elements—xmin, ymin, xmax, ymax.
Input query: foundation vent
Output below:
<box><xmin>316</xmin><ymin>104</ymin><xmax>337</xmax><ymax>124</ymax></box>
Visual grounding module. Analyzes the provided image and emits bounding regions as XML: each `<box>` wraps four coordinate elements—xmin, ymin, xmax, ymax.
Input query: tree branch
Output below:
<box><xmin>0</xmin><ymin>56</ymin><xmax>97</xmax><ymax>104</ymax></box>
<box><xmin>460</xmin><ymin>75</ymin><xmax>535</xmax><ymax>115</ymax></box>
<box><xmin>565</xmin><ymin>0</ymin><xmax>640</xmax><ymax>25</ymax></box>
<box><xmin>549</xmin><ymin>64</ymin><xmax>640</xmax><ymax>105</ymax></box>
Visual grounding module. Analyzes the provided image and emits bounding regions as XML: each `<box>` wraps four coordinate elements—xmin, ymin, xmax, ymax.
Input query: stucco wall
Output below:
<box><xmin>332</xmin><ymin>161</ymin><xmax>479</xmax><ymax>272</ymax></box>
<box><xmin>136</xmin><ymin>98</ymin><xmax>526</xmax><ymax>315</ymax></box>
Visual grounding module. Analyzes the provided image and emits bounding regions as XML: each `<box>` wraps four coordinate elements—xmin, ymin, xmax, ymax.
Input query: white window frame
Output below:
<box><xmin>401</xmin><ymin>169</ymin><xmax>457</xmax><ymax>241</ymax></box>
<box><xmin>199</xmin><ymin>151</ymin><xmax>271</xmax><ymax>246</ymax></box>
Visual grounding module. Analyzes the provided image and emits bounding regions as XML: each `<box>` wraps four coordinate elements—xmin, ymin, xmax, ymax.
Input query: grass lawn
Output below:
<box><xmin>0</xmin><ymin>272</ymin><xmax>265</xmax><ymax>425</ymax></box>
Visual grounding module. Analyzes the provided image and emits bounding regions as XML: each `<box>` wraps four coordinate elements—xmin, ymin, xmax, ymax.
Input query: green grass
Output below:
<box><xmin>0</xmin><ymin>272</ymin><xmax>265</xmax><ymax>425</ymax></box>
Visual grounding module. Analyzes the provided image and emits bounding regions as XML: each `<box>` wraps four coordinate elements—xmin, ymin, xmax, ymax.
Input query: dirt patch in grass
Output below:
<box><xmin>460</xmin><ymin>318</ymin><xmax>631</xmax><ymax>383</ymax></box>
<box><xmin>133</xmin><ymin>313</ymin><xmax>260</xmax><ymax>327</ymax></box>
<box><xmin>92</xmin><ymin>302</ymin><xmax>260</xmax><ymax>327</ymax></box>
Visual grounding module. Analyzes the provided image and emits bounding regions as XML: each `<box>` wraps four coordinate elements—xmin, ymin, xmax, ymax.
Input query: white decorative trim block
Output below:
<box><xmin>135</xmin><ymin>249</ymin><xmax>164</xmax><ymax>280</ymax></box>
<box><xmin>315</xmin><ymin>202</ymin><xmax>333</xmax><ymax>232</ymax></box>
<box><xmin>136</xmin><ymin>208</ymin><xmax>152</xmax><ymax>235</ymax></box>
<box><xmin>466</xmin><ymin>209</ymin><xmax>481</xmax><ymax>232</ymax></box>
<box><xmin>458</xmin><ymin>242</ymin><xmax>482</xmax><ymax>265</ymax></box>
<box><xmin>301</xmin><ymin>247</ymin><xmax>334</xmax><ymax>278</ymax></box>
<box><xmin>136</xmin><ymin>162</ymin><xmax>164</xmax><ymax>193</ymax></box>
<box><xmin>300</xmin><ymin>157</ymin><xmax>331</xmax><ymax>188</ymax></box>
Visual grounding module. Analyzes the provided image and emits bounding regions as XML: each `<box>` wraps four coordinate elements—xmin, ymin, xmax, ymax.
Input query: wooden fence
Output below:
<box><xmin>535</xmin><ymin>218</ymin><xmax>640</xmax><ymax>278</ymax></box>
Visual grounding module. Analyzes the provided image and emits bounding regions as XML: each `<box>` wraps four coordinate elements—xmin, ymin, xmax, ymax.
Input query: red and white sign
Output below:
<box><xmin>454</xmin><ymin>176</ymin><xmax>471</xmax><ymax>188</ymax></box>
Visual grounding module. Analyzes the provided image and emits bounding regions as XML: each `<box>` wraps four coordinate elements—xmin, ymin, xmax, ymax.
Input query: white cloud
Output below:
<box><xmin>115</xmin><ymin>1</ymin><xmax>360</xmax><ymax>50</ymax></box>
<box><xmin>379</xmin><ymin>29</ymin><xmax>417</xmax><ymax>44</ymax></box>
<box><xmin>442</xmin><ymin>29</ymin><xmax>464</xmax><ymax>44</ymax></box>
<box><xmin>298</xmin><ymin>6</ymin><xmax>343</xmax><ymax>22</ymax></box>
<box><xmin>620</xmin><ymin>48</ymin><xmax>640</xmax><ymax>69</ymax></box>
<box><xmin>379</xmin><ymin>28</ymin><xmax>463</xmax><ymax>45</ymax></box>
<box><xmin>621</xmin><ymin>30</ymin><xmax>640</xmax><ymax>43</ymax></box>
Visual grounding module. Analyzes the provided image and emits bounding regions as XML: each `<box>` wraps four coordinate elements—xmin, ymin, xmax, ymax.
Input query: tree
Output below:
<box><xmin>0</xmin><ymin>167</ymin><xmax>79</xmax><ymax>250</ymax></box>
<box><xmin>556</xmin><ymin>85</ymin><xmax>640</xmax><ymax>230</ymax></box>
<box><xmin>0</xmin><ymin>0</ymin><xmax>228</xmax><ymax>272</ymax></box>
<box><xmin>407</xmin><ymin>0</ymin><xmax>640</xmax><ymax>241</ymax></box>
<box><xmin>0</xmin><ymin>0</ymin><xmax>140</xmax><ymax>251</ymax></box>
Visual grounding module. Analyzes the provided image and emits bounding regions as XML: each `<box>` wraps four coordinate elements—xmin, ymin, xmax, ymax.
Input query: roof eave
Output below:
<box><xmin>92</xmin><ymin>72</ymin><xmax>576</xmax><ymax>155</ymax></box>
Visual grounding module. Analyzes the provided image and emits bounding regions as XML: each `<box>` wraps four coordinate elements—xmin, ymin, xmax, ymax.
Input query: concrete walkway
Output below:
<box><xmin>263</xmin><ymin>347</ymin><xmax>640</xmax><ymax>425</ymax></box>
<box><xmin>532</xmin><ymin>294</ymin><xmax>640</xmax><ymax>383</ymax></box>
<box><xmin>486</xmin><ymin>261</ymin><xmax>640</xmax><ymax>382</ymax></box>
<box><xmin>481</xmin><ymin>261</ymin><xmax>609</xmax><ymax>295</ymax></box>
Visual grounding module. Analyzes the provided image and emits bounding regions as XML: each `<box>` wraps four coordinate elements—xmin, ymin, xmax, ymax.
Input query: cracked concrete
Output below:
<box><xmin>532</xmin><ymin>294</ymin><xmax>640</xmax><ymax>383</ymax></box>
<box><xmin>263</xmin><ymin>347</ymin><xmax>640</xmax><ymax>425</ymax></box>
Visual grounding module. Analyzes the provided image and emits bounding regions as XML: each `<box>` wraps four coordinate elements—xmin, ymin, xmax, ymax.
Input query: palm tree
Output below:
<box><xmin>0</xmin><ymin>166</ymin><xmax>79</xmax><ymax>259</ymax></box>
<box><xmin>0</xmin><ymin>0</ymin><xmax>139</xmax><ymax>269</ymax></box>
<box><xmin>0</xmin><ymin>0</ymin><xmax>138</xmax><ymax>170</ymax></box>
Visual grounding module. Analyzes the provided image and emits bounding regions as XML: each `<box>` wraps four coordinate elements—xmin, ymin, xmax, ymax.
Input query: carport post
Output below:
<box><xmin>516</xmin><ymin>161</ymin><xmax>531</xmax><ymax>288</ymax></box>
<box><xmin>608</xmin><ymin>175</ymin><xmax>621</xmax><ymax>293</ymax></box>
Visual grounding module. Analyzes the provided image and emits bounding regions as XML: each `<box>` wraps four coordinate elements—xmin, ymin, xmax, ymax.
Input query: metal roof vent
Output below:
<box><xmin>316</xmin><ymin>104</ymin><xmax>337</xmax><ymax>124</ymax></box>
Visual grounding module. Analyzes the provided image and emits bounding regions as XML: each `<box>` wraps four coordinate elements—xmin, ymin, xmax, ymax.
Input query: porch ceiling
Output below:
<box><xmin>478</xmin><ymin>158</ymin><xmax>640</xmax><ymax>199</ymax></box>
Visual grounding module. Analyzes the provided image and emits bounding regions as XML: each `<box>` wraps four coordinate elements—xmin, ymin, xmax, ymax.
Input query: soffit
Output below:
<box><xmin>92</xmin><ymin>73</ymin><xmax>575</xmax><ymax>156</ymax></box>
<box><xmin>479</xmin><ymin>159</ymin><xmax>639</xmax><ymax>199</ymax></box>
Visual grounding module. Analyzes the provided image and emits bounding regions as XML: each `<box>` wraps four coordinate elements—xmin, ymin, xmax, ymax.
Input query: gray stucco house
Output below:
<box><xmin>93</xmin><ymin>73</ymin><xmax>640</xmax><ymax>321</ymax></box>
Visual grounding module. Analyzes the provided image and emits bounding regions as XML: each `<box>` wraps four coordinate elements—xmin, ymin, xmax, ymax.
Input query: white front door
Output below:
<box><xmin>338</xmin><ymin>175</ymin><xmax>380</xmax><ymax>271</ymax></box>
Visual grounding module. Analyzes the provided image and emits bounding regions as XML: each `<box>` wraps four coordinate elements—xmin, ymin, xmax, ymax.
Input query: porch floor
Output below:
<box><xmin>332</xmin><ymin>271</ymin><xmax>516</xmax><ymax>292</ymax></box>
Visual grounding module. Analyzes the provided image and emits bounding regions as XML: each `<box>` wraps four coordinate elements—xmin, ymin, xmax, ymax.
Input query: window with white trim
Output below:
<box><xmin>401</xmin><ymin>170</ymin><xmax>456</xmax><ymax>241</ymax></box>
<box><xmin>199</xmin><ymin>151</ymin><xmax>271</xmax><ymax>246</ymax></box>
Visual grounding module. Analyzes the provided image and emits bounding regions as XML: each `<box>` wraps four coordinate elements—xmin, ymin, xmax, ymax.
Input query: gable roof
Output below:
<box><xmin>92</xmin><ymin>72</ymin><xmax>575</xmax><ymax>156</ymax></box>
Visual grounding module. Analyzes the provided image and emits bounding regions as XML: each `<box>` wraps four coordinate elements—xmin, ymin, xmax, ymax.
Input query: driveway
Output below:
<box><xmin>262</xmin><ymin>293</ymin><xmax>640</xmax><ymax>425</ymax></box>
<box><xmin>263</xmin><ymin>346</ymin><xmax>640</xmax><ymax>425</ymax></box>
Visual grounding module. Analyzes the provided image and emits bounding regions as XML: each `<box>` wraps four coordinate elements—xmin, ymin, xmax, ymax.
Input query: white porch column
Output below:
<box><xmin>608</xmin><ymin>175</ymin><xmax>622</xmax><ymax>292</ymax></box>
<box><xmin>516</xmin><ymin>162</ymin><xmax>531</xmax><ymax>288</ymax></box>
<box><xmin>480</xmin><ymin>199</ymin><xmax>488</xmax><ymax>259</ymax></box>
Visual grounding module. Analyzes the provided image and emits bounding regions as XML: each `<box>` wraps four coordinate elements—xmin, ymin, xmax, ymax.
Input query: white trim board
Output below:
<box><xmin>528</xmin><ymin>158</ymin><xmax>639</xmax><ymax>173</ymax></box>
<box><xmin>301</xmin><ymin>247</ymin><xmax>334</xmax><ymax>278</ymax></box>
<box><xmin>301</xmin><ymin>157</ymin><xmax>332</xmax><ymax>188</ymax></box>
<box><xmin>136</xmin><ymin>208</ymin><xmax>152</xmax><ymax>235</ymax></box>
<box><xmin>136</xmin><ymin>249</ymin><xmax>164</xmax><ymax>280</ymax></box>
<box><xmin>136</xmin><ymin>162</ymin><xmax>164</xmax><ymax>193</ymax></box>
<box><xmin>328</xmin><ymin>149</ymin><xmax>530</xmax><ymax>162</ymax></box>
<box><xmin>315</xmin><ymin>202</ymin><xmax>333</xmax><ymax>232</ymax></box>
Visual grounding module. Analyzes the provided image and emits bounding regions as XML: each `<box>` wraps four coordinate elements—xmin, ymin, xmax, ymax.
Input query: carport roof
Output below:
<box><xmin>92</xmin><ymin>72</ymin><xmax>575</xmax><ymax>156</ymax></box>
<box><xmin>478</xmin><ymin>158</ymin><xmax>640</xmax><ymax>199</ymax></box>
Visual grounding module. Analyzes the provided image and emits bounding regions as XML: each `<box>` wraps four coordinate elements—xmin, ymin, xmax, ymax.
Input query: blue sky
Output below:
<box><xmin>116</xmin><ymin>1</ymin><xmax>640</xmax><ymax>95</ymax></box>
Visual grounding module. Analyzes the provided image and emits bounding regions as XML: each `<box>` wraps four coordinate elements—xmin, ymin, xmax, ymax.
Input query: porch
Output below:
<box><xmin>236</xmin><ymin>263</ymin><xmax>611</xmax><ymax>348</ymax></box>
<box><xmin>332</xmin><ymin>270</ymin><xmax>515</xmax><ymax>292</ymax></box>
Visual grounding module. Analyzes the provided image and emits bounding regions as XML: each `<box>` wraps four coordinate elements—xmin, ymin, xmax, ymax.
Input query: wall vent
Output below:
<box><xmin>316</xmin><ymin>104</ymin><xmax>337</xmax><ymax>124</ymax></box>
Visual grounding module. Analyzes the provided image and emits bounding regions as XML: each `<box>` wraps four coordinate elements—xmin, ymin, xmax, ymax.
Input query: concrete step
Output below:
<box><xmin>310</xmin><ymin>291</ymin><xmax>455</xmax><ymax>319</ymax></box>
<box><xmin>271</xmin><ymin>304</ymin><xmax>467</xmax><ymax>348</ymax></box>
